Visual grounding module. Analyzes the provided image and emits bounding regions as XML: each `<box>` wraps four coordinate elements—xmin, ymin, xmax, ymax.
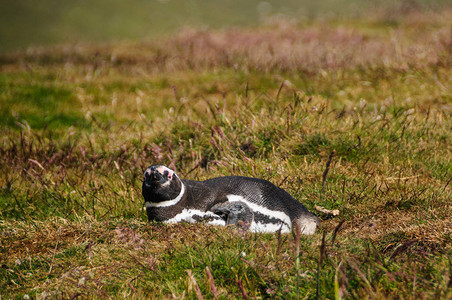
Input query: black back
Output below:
<box><xmin>201</xmin><ymin>176</ymin><xmax>312</xmax><ymax>220</ymax></box>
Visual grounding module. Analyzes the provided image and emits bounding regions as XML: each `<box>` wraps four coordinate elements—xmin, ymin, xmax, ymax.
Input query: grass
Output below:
<box><xmin>2</xmin><ymin>0</ymin><xmax>451</xmax><ymax>53</ymax></box>
<box><xmin>1</xmin><ymin>5</ymin><xmax>452</xmax><ymax>299</ymax></box>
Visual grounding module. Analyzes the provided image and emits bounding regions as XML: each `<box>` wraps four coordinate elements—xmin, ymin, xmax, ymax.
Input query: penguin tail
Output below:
<box><xmin>294</xmin><ymin>213</ymin><xmax>320</xmax><ymax>235</ymax></box>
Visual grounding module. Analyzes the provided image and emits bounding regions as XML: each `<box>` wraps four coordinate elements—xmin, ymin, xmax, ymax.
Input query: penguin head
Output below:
<box><xmin>142</xmin><ymin>165</ymin><xmax>183</xmax><ymax>204</ymax></box>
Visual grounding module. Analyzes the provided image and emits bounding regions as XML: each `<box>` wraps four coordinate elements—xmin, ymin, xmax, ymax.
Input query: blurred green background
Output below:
<box><xmin>0</xmin><ymin>0</ymin><xmax>449</xmax><ymax>53</ymax></box>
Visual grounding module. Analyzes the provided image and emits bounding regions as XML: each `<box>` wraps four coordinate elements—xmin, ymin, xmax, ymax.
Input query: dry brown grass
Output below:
<box><xmin>1</xmin><ymin>9</ymin><xmax>451</xmax><ymax>74</ymax></box>
<box><xmin>1</xmin><ymin>7</ymin><xmax>451</xmax><ymax>299</ymax></box>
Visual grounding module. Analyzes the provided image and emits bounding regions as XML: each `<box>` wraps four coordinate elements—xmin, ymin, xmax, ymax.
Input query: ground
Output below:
<box><xmin>0</xmin><ymin>6</ymin><xmax>451</xmax><ymax>299</ymax></box>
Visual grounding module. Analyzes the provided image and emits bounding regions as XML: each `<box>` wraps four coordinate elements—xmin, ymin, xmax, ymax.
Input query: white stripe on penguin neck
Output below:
<box><xmin>146</xmin><ymin>179</ymin><xmax>185</xmax><ymax>208</ymax></box>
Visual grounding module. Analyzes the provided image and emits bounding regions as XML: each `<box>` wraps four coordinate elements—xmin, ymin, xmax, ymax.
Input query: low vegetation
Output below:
<box><xmin>1</xmin><ymin>7</ymin><xmax>451</xmax><ymax>299</ymax></box>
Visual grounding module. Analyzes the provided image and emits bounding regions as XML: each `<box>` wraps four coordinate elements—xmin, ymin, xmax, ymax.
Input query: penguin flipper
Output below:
<box><xmin>211</xmin><ymin>201</ymin><xmax>254</xmax><ymax>226</ymax></box>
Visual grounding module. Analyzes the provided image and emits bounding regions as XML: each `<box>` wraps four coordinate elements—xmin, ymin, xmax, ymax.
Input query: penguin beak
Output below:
<box><xmin>144</xmin><ymin>167</ymin><xmax>159</xmax><ymax>185</ymax></box>
<box><xmin>149</xmin><ymin>167</ymin><xmax>160</xmax><ymax>181</ymax></box>
<box><xmin>144</xmin><ymin>166</ymin><xmax>171</xmax><ymax>186</ymax></box>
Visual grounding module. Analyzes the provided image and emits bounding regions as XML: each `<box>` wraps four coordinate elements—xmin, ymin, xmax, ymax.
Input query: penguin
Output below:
<box><xmin>142</xmin><ymin>165</ymin><xmax>319</xmax><ymax>234</ymax></box>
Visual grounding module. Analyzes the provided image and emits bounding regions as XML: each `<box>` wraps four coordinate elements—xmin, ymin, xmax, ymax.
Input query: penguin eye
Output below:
<box><xmin>163</xmin><ymin>170</ymin><xmax>172</xmax><ymax>180</ymax></box>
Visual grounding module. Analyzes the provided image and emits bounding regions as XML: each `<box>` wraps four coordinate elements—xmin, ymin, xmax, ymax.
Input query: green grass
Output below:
<box><xmin>1</xmin><ymin>0</ymin><xmax>451</xmax><ymax>52</ymax></box>
<box><xmin>0</xmin><ymin>6</ymin><xmax>451</xmax><ymax>299</ymax></box>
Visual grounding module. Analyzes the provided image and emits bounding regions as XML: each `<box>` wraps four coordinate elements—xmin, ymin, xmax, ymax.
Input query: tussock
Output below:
<box><xmin>1</xmin><ymin>7</ymin><xmax>451</xmax><ymax>299</ymax></box>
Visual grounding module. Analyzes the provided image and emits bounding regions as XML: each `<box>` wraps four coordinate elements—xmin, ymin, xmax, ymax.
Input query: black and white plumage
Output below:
<box><xmin>142</xmin><ymin>165</ymin><xmax>319</xmax><ymax>234</ymax></box>
<box><xmin>211</xmin><ymin>201</ymin><xmax>253</xmax><ymax>226</ymax></box>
